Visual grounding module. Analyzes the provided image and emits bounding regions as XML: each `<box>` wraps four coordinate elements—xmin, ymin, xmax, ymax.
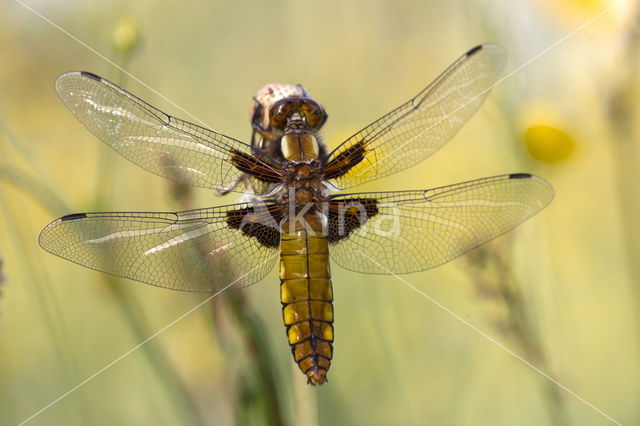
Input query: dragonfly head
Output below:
<box><xmin>250</xmin><ymin>83</ymin><xmax>311</xmax><ymax>133</ymax></box>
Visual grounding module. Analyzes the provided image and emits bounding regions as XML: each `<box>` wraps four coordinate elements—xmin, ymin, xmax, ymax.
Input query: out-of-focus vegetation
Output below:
<box><xmin>0</xmin><ymin>0</ymin><xmax>636</xmax><ymax>425</ymax></box>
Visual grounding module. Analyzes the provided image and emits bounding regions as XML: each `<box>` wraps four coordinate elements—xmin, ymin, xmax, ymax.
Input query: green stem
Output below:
<box><xmin>291</xmin><ymin>361</ymin><xmax>318</xmax><ymax>426</ymax></box>
<box><xmin>103</xmin><ymin>277</ymin><xmax>208</xmax><ymax>426</ymax></box>
<box><xmin>226</xmin><ymin>291</ymin><xmax>285</xmax><ymax>426</ymax></box>
<box><xmin>0</xmin><ymin>164</ymin><xmax>69</xmax><ymax>216</ymax></box>
<box><xmin>0</xmin><ymin>188</ymin><xmax>92</xmax><ymax>424</ymax></box>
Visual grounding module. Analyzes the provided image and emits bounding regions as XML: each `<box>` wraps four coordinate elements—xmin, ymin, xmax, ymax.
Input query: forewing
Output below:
<box><xmin>39</xmin><ymin>203</ymin><xmax>281</xmax><ymax>292</ymax></box>
<box><xmin>325</xmin><ymin>44</ymin><xmax>507</xmax><ymax>189</ymax></box>
<box><xmin>56</xmin><ymin>72</ymin><xmax>282</xmax><ymax>191</ymax></box>
<box><xmin>327</xmin><ymin>174</ymin><xmax>553</xmax><ymax>274</ymax></box>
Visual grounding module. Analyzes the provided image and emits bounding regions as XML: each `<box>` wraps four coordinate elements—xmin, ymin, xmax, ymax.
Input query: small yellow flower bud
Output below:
<box><xmin>112</xmin><ymin>18</ymin><xmax>140</xmax><ymax>54</ymax></box>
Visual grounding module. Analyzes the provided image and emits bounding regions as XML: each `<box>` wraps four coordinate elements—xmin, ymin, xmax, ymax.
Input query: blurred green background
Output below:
<box><xmin>0</xmin><ymin>0</ymin><xmax>637</xmax><ymax>425</ymax></box>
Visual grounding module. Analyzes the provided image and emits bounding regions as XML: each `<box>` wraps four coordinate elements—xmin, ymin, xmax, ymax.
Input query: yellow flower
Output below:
<box><xmin>112</xmin><ymin>18</ymin><xmax>140</xmax><ymax>54</ymax></box>
<box><xmin>559</xmin><ymin>0</ymin><xmax>610</xmax><ymax>13</ymax></box>
<box><xmin>523</xmin><ymin>125</ymin><xmax>576</xmax><ymax>163</ymax></box>
<box><xmin>538</xmin><ymin>0</ymin><xmax>619</xmax><ymax>28</ymax></box>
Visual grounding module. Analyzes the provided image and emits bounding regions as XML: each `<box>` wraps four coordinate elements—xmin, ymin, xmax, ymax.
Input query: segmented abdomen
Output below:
<box><xmin>279</xmin><ymin>213</ymin><xmax>333</xmax><ymax>385</ymax></box>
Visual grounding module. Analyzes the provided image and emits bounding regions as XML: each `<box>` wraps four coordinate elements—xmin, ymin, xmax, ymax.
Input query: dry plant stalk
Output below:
<box><xmin>168</xmin><ymin>162</ymin><xmax>286</xmax><ymax>426</ymax></box>
<box><xmin>465</xmin><ymin>239</ymin><xmax>568</xmax><ymax>426</ymax></box>
<box><xmin>607</xmin><ymin>5</ymin><xmax>640</xmax><ymax>422</ymax></box>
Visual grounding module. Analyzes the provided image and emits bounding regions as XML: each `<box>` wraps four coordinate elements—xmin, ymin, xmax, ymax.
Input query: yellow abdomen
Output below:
<box><xmin>279</xmin><ymin>213</ymin><xmax>334</xmax><ymax>385</ymax></box>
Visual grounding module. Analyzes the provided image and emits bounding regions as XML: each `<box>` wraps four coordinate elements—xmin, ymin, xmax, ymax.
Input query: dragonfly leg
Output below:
<box><xmin>217</xmin><ymin>174</ymin><xmax>249</xmax><ymax>195</ymax></box>
<box><xmin>251</xmin><ymin>123</ymin><xmax>276</xmax><ymax>150</ymax></box>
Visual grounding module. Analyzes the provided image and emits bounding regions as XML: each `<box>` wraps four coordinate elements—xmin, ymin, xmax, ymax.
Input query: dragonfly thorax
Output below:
<box><xmin>281</xmin><ymin>132</ymin><xmax>320</xmax><ymax>162</ymax></box>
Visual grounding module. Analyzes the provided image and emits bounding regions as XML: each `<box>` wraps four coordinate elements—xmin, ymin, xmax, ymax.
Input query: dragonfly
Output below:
<box><xmin>39</xmin><ymin>43</ymin><xmax>554</xmax><ymax>385</ymax></box>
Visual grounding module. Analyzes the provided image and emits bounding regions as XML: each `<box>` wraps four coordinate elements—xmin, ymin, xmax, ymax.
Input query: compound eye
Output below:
<box><xmin>301</xmin><ymin>100</ymin><xmax>326</xmax><ymax>129</ymax></box>
<box><xmin>269</xmin><ymin>103</ymin><xmax>289</xmax><ymax>130</ymax></box>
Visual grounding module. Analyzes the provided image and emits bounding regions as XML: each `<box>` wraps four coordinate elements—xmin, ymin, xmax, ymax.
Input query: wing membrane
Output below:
<box><xmin>39</xmin><ymin>203</ymin><xmax>281</xmax><ymax>292</ymax></box>
<box><xmin>327</xmin><ymin>173</ymin><xmax>553</xmax><ymax>274</ymax></box>
<box><xmin>325</xmin><ymin>44</ymin><xmax>507</xmax><ymax>189</ymax></box>
<box><xmin>56</xmin><ymin>72</ymin><xmax>281</xmax><ymax>191</ymax></box>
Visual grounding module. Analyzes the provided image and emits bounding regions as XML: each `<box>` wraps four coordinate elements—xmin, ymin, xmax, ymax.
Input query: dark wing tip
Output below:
<box><xmin>466</xmin><ymin>45</ymin><xmax>484</xmax><ymax>57</ymax></box>
<box><xmin>55</xmin><ymin>71</ymin><xmax>103</xmax><ymax>97</ymax></box>
<box><xmin>60</xmin><ymin>213</ymin><xmax>88</xmax><ymax>221</ymax></box>
<box><xmin>80</xmin><ymin>71</ymin><xmax>102</xmax><ymax>81</ymax></box>
<box><xmin>508</xmin><ymin>173</ymin><xmax>532</xmax><ymax>179</ymax></box>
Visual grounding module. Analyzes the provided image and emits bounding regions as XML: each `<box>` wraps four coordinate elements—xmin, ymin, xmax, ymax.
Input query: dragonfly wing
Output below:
<box><xmin>56</xmin><ymin>72</ymin><xmax>282</xmax><ymax>191</ymax></box>
<box><xmin>39</xmin><ymin>202</ymin><xmax>283</xmax><ymax>292</ymax></box>
<box><xmin>325</xmin><ymin>44</ymin><xmax>507</xmax><ymax>189</ymax></box>
<box><xmin>327</xmin><ymin>173</ymin><xmax>553</xmax><ymax>274</ymax></box>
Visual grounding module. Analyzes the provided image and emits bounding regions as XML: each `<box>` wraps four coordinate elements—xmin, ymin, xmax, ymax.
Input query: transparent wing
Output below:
<box><xmin>327</xmin><ymin>173</ymin><xmax>553</xmax><ymax>274</ymax></box>
<box><xmin>56</xmin><ymin>72</ymin><xmax>282</xmax><ymax>191</ymax></box>
<box><xmin>39</xmin><ymin>203</ymin><xmax>281</xmax><ymax>292</ymax></box>
<box><xmin>325</xmin><ymin>44</ymin><xmax>507</xmax><ymax>189</ymax></box>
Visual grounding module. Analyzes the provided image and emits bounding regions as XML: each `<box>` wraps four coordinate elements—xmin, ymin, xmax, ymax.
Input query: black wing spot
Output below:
<box><xmin>80</xmin><ymin>71</ymin><xmax>101</xmax><ymax>81</ymax></box>
<box><xmin>226</xmin><ymin>205</ymin><xmax>283</xmax><ymax>248</ymax></box>
<box><xmin>509</xmin><ymin>173</ymin><xmax>532</xmax><ymax>179</ymax></box>
<box><xmin>60</xmin><ymin>213</ymin><xmax>88</xmax><ymax>221</ymax></box>
<box><xmin>328</xmin><ymin>198</ymin><xmax>379</xmax><ymax>243</ymax></box>
<box><xmin>230</xmin><ymin>150</ymin><xmax>283</xmax><ymax>183</ymax></box>
<box><xmin>466</xmin><ymin>45</ymin><xmax>483</xmax><ymax>56</ymax></box>
<box><xmin>324</xmin><ymin>140</ymin><xmax>367</xmax><ymax>180</ymax></box>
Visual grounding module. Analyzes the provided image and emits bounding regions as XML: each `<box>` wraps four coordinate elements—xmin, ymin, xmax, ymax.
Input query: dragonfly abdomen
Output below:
<box><xmin>279</xmin><ymin>214</ymin><xmax>334</xmax><ymax>385</ymax></box>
